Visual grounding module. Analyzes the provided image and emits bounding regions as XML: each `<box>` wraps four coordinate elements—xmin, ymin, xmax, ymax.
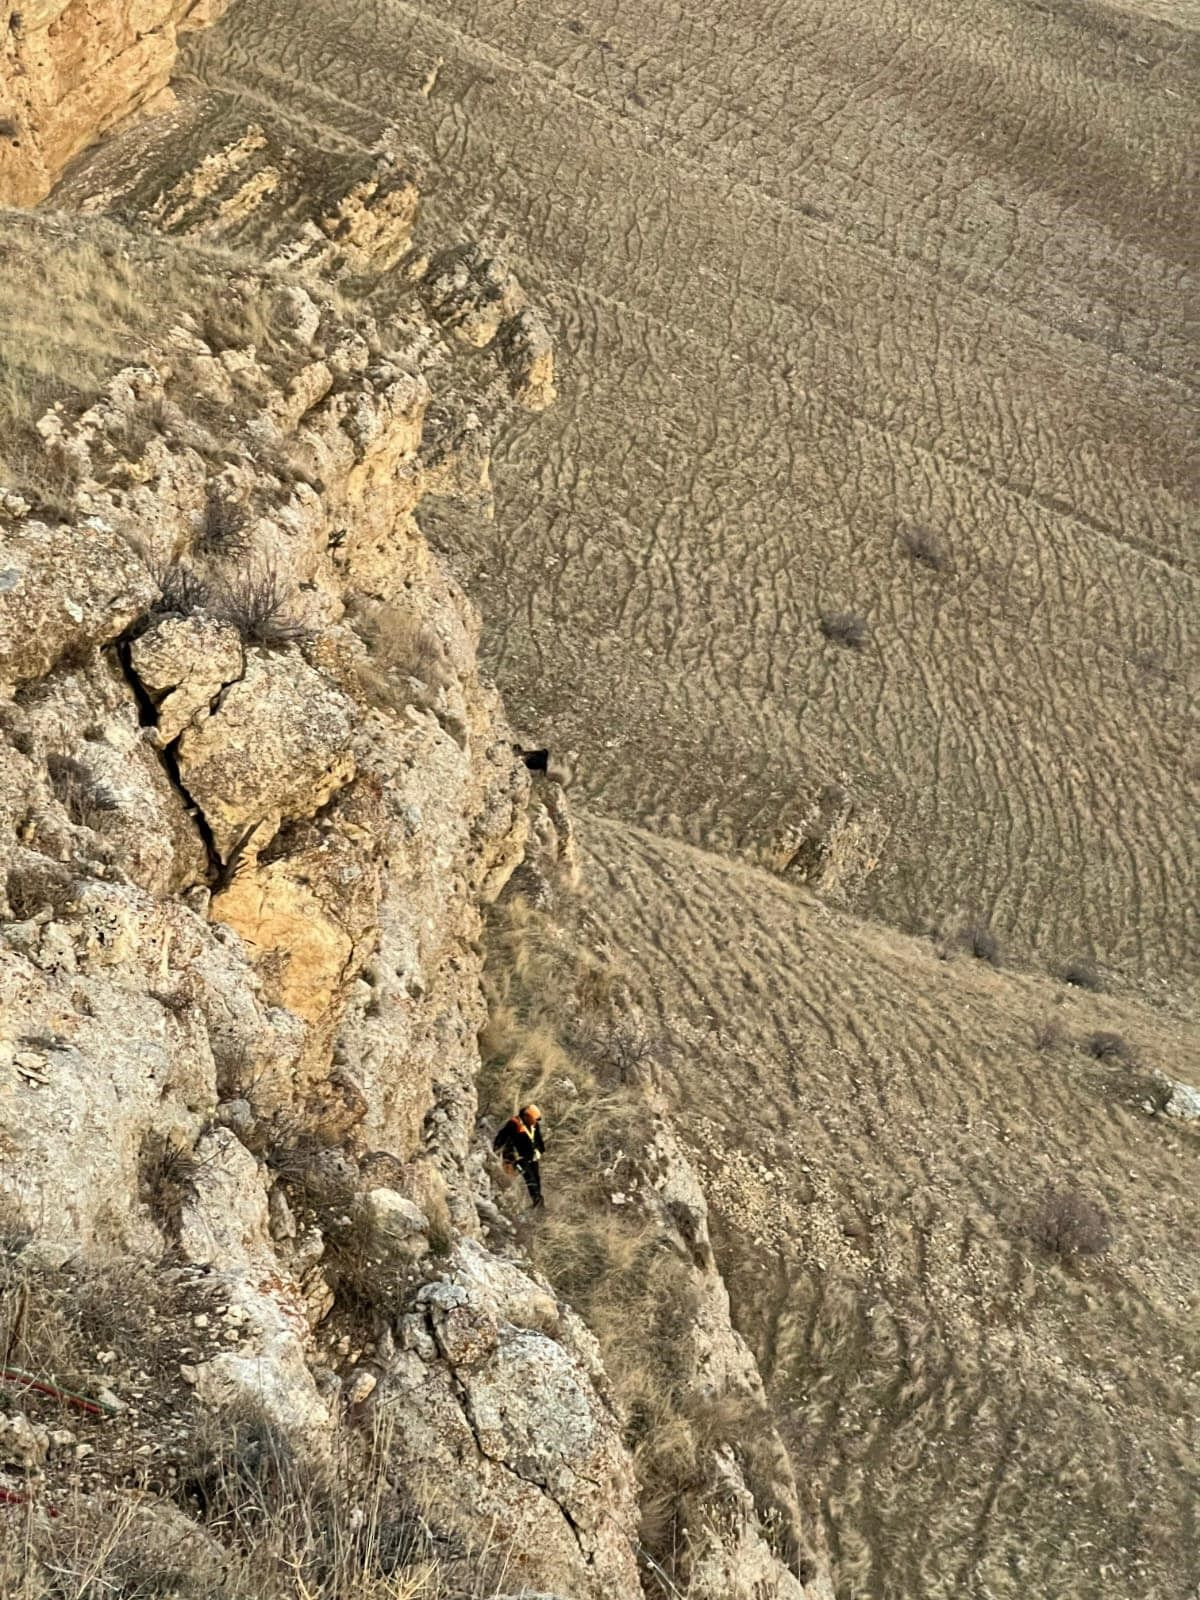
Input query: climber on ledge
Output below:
<box><xmin>493</xmin><ymin>1104</ymin><xmax>546</xmax><ymax>1208</ymax></box>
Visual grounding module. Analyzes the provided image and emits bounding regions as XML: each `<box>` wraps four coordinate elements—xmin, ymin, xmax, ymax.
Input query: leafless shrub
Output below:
<box><xmin>150</xmin><ymin>559</ymin><xmax>211</xmax><ymax>618</ymax></box>
<box><xmin>1085</xmin><ymin>1030</ymin><xmax>1136</xmax><ymax>1066</ymax></box>
<box><xmin>576</xmin><ymin>1016</ymin><xmax>660</xmax><ymax>1085</ymax></box>
<box><xmin>5</xmin><ymin>858</ymin><xmax>77</xmax><ymax>920</ymax></box>
<box><xmin>1028</xmin><ymin>1184</ymin><xmax>1112</xmax><ymax>1261</ymax></box>
<box><xmin>139</xmin><ymin>1133</ymin><xmax>203</xmax><ymax>1241</ymax></box>
<box><xmin>1033</xmin><ymin>1016</ymin><xmax>1067</xmax><ymax>1052</ymax></box>
<box><xmin>47</xmin><ymin>750</ymin><xmax>119</xmax><ymax>830</ymax></box>
<box><xmin>215</xmin><ymin>563</ymin><xmax>310</xmax><ymax>649</ymax></box>
<box><xmin>1062</xmin><ymin>960</ymin><xmax>1103</xmax><ymax>992</ymax></box>
<box><xmin>197</xmin><ymin>484</ymin><xmax>247</xmax><ymax>555</ymax></box>
<box><xmin>899</xmin><ymin>524</ymin><xmax>947</xmax><ymax>571</ymax></box>
<box><xmin>818</xmin><ymin>610</ymin><xmax>869</xmax><ymax>650</ymax></box>
<box><xmin>956</xmin><ymin>913</ymin><xmax>1002</xmax><ymax>966</ymax></box>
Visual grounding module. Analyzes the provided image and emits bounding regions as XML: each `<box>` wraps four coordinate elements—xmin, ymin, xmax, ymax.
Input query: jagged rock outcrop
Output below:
<box><xmin>0</xmin><ymin>0</ymin><xmax>229</xmax><ymax>205</ymax></box>
<box><xmin>383</xmin><ymin>1239</ymin><xmax>643</xmax><ymax>1598</ymax></box>
<box><xmin>0</xmin><ymin>118</ymin><xmax>828</xmax><ymax>1598</ymax></box>
<box><xmin>0</xmin><ymin>238</ymin><xmax>647</xmax><ymax>1595</ymax></box>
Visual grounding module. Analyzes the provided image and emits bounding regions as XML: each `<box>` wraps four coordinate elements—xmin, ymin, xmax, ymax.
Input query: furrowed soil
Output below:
<box><xmin>175</xmin><ymin>0</ymin><xmax>1200</xmax><ymax>990</ymax></box>
<box><xmin>40</xmin><ymin>0</ymin><xmax>1200</xmax><ymax>1595</ymax></box>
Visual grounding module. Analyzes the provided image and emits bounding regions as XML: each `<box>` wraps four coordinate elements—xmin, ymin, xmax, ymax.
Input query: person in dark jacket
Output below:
<box><xmin>493</xmin><ymin>1104</ymin><xmax>545</xmax><ymax>1207</ymax></box>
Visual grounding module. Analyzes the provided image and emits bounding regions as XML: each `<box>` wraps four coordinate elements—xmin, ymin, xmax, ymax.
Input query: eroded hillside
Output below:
<box><xmin>0</xmin><ymin>1</ymin><xmax>1196</xmax><ymax>1598</ymax></box>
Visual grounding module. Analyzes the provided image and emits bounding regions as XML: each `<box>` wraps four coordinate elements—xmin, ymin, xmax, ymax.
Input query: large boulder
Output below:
<box><xmin>174</xmin><ymin>650</ymin><xmax>356</xmax><ymax>859</ymax></box>
<box><xmin>384</xmin><ymin>1252</ymin><xmax>643</xmax><ymax>1600</ymax></box>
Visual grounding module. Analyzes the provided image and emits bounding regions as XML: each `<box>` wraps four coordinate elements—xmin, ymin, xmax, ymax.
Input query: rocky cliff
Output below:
<box><xmin>0</xmin><ymin>135</ymin><xmax>829</xmax><ymax>1593</ymax></box>
<box><xmin>0</xmin><ymin>0</ymin><xmax>228</xmax><ymax>205</ymax></box>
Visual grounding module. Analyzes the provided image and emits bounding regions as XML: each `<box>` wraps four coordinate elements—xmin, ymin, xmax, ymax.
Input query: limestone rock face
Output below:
<box><xmin>0</xmin><ymin>513</ymin><xmax>153</xmax><ymax>692</ymax></box>
<box><xmin>128</xmin><ymin>614</ymin><xmax>244</xmax><ymax>746</ymax></box>
<box><xmin>174</xmin><ymin>651</ymin><xmax>356</xmax><ymax>861</ymax></box>
<box><xmin>0</xmin><ymin>0</ymin><xmax>231</xmax><ymax>206</ymax></box>
<box><xmin>386</xmin><ymin>1244</ymin><xmax>644</xmax><ymax>1599</ymax></box>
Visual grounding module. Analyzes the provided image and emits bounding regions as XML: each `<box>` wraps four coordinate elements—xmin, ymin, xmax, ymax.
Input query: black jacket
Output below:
<box><xmin>493</xmin><ymin>1116</ymin><xmax>545</xmax><ymax>1166</ymax></box>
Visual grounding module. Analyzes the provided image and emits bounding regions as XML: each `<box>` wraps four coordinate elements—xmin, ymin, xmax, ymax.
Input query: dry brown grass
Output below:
<box><xmin>1027</xmin><ymin>1184</ymin><xmax>1113</xmax><ymax>1261</ymax></box>
<box><xmin>480</xmin><ymin>891</ymin><xmax>752</xmax><ymax>1587</ymax></box>
<box><xmin>46</xmin><ymin>752</ymin><xmax>119</xmax><ymax>833</ymax></box>
<box><xmin>350</xmin><ymin>602</ymin><xmax>451</xmax><ymax>717</ymax></box>
<box><xmin>215</xmin><ymin>564</ymin><xmax>311</xmax><ymax>650</ymax></box>
<box><xmin>4</xmin><ymin>856</ymin><xmax>79</xmax><ymax>922</ymax></box>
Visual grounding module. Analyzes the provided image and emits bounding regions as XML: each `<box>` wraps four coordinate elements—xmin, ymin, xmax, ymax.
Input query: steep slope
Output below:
<box><xmin>568</xmin><ymin>811</ymin><xmax>1199</xmax><ymax>1599</ymax></box>
<box><xmin>156</xmin><ymin>0</ymin><xmax>1200</xmax><ymax>988</ymax></box>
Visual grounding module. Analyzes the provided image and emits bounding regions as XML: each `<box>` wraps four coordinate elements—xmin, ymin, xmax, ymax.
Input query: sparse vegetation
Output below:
<box><xmin>1085</xmin><ymin>1030</ymin><xmax>1136</xmax><ymax>1066</ymax></box>
<box><xmin>957</xmin><ymin>913</ymin><xmax>1002</xmax><ymax>966</ymax></box>
<box><xmin>215</xmin><ymin>564</ymin><xmax>310</xmax><ymax>649</ymax></box>
<box><xmin>480</xmin><ymin>891</ymin><xmax>790</xmax><ymax>1589</ymax></box>
<box><xmin>197</xmin><ymin>484</ymin><xmax>248</xmax><ymax>555</ymax></box>
<box><xmin>1033</xmin><ymin>1016</ymin><xmax>1067</xmax><ymax>1052</ymax></box>
<box><xmin>1028</xmin><ymin>1184</ymin><xmax>1113</xmax><ymax>1261</ymax></box>
<box><xmin>5</xmin><ymin>857</ymin><xmax>78</xmax><ymax>921</ymax></box>
<box><xmin>818</xmin><ymin>609</ymin><xmax>869</xmax><ymax>650</ymax></box>
<box><xmin>139</xmin><ymin>1133</ymin><xmax>203</xmax><ymax>1241</ymax></box>
<box><xmin>47</xmin><ymin>750</ymin><xmax>119</xmax><ymax>831</ymax></box>
<box><xmin>351</xmin><ymin>601</ymin><xmax>450</xmax><ymax>715</ymax></box>
<box><xmin>150</xmin><ymin>560</ymin><xmax>211</xmax><ymax>619</ymax></box>
<box><xmin>899</xmin><ymin>524</ymin><xmax>947</xmax><ymax>571</ymax></box>
<box><xmin>1062</xmin><ymin>960</ymin><xmax>1103</xmax><ymax>991</ymax></box>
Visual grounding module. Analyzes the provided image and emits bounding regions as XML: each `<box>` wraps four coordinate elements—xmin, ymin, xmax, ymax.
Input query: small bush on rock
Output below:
<box><xmin>5</xmin><ymin>859</ymin><xmax>78</xmax><ymax>921</ymax></box>
<box><xmin>47</xmin><ymin>751</ymin><xmax>119</xmax><ymax>831</ymax></box>
<box><xmin>216</xmin><ymin>564</ymin><xmax>310</xmax><ymax>649</ymax></box>
<box><xmin>197</xmin><ymin>485</ymin><xmax>247</xmax><ymax>555</ymax></box>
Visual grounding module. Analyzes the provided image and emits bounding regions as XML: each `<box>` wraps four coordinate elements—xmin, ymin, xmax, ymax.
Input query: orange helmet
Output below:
<box><xmin>522</xmin><ymin>1103</ymin><xmax>542</xmax><ymax>1123</ymax></box>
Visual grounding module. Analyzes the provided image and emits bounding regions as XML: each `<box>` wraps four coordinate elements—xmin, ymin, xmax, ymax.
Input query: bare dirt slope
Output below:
<box><xmin>571</xmin><ymin>809</ymin><xmax>1199</xmax><ymax>1600</ymax></box>
<box><xmin>166</xmin><ymin>0</ymin><xmax>1200</xmax><ymax>987</ymax></box>
<box><xmin>24</xmin><ymin>0</ymin><xmax>1198</xmax><ymax>1595</ymax></box>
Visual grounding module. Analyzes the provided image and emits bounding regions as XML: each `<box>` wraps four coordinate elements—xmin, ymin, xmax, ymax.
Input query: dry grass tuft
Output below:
<box><xmin>196</xmin><ymin>484</ymin><xmax>248</xmax><ymax>556</ymax></box>
<box><xmin>215</xmin><ymin>564</ymin><xmax>310</xmax><ymax>650</ymax></box>
<box><xmin>149</xmin><ymin>559</ymin><xmax>212</xmax><ymax>620</ymax></box>
<box><xmin>1062</xmin><ymin>960</ymin><xmax>1103</xmax><ymax>992</ymax></box>
<box><xmin>1084</xmin><ymin>1030</ymin><xmax>1136</xmax><ymax>1066</ymax></box>
<box><xmin>46</xmin><ymin>751</ymin><xmax>119</xmax><ymax>831</ymax></box>
<box><xmin>956</xmin><ymin>913</ymin><xmax>1002</xmax><ymax>966</ymax></box>
<box><xmin>350</xmin><ymin>602</ymin><xmax>451</xmax><ymax>716</ymax></box>
<box><xmin>899</xmin><ymin>524</ymin><xmax>948</xmax><ymax>571</ymax></box>
<box><xmin>1033</xmin><ymin>1016</ymin><xmax>1067</xmax><ymax>1052</ymax></box>
<box><xmin>138</xmin><ymin>1133</ymin><xmax>203</xmax><ymax>1242</ymax></box>
<box><xmin>4</xmin><ymin>857</ymin><xmax>78</xmax><ymax>921</ymax></box>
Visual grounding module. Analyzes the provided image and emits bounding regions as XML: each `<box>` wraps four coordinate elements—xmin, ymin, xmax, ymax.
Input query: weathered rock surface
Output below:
<box><xmin>384</xmin><ymin>1242</ymin><xmax>644</xmax><ymax>1599</ymax></box>
<box><xmin>0</xmin><ymin>0</ymin><xmax>230</xmax><ymax>206</ymax></box>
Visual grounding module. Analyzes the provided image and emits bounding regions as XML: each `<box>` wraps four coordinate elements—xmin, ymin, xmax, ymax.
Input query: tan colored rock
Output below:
<box><xmin>501</xmin><ymin>308</ymin><xmax>558</xmax><ymax>412</ymax></box>
<box><xmin>0</xmin><ymin>1414</ymin><xmax>48</xmax><ymax>1473</ymax></box>
<box><xmin>0</xmin><ymin>0</ymin><xmax>231</xmax><ymax>206</ymax></box>
<box><xmin>175</xmin><ymin>650</ymin><xmax>356</xmax><ymax>860</ymax></box>
<box><xmin>384</xmin><ymin>1267</ymin><xmax>644</xmax><ymax>1600</ymax></box>
<box><xmin>128</xmin><ymin>614</ymin><xmax>245</xmax><ymax>746</ymax></box>
<box><xmin>424</xmin><ymin>246</ymin><xmax>527</xmax><ymax>349</ymax></box>
<box><xmin>0</xmin><ymin>515</ymin><xmax>153</xmax><ymax>692</ymax></box>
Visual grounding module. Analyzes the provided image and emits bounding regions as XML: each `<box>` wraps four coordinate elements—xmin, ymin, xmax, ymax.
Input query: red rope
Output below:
<box><xmin>0</xmin><ymin>1367</ymin><xmax>115</xmax><ymax>1417</ymax></box>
